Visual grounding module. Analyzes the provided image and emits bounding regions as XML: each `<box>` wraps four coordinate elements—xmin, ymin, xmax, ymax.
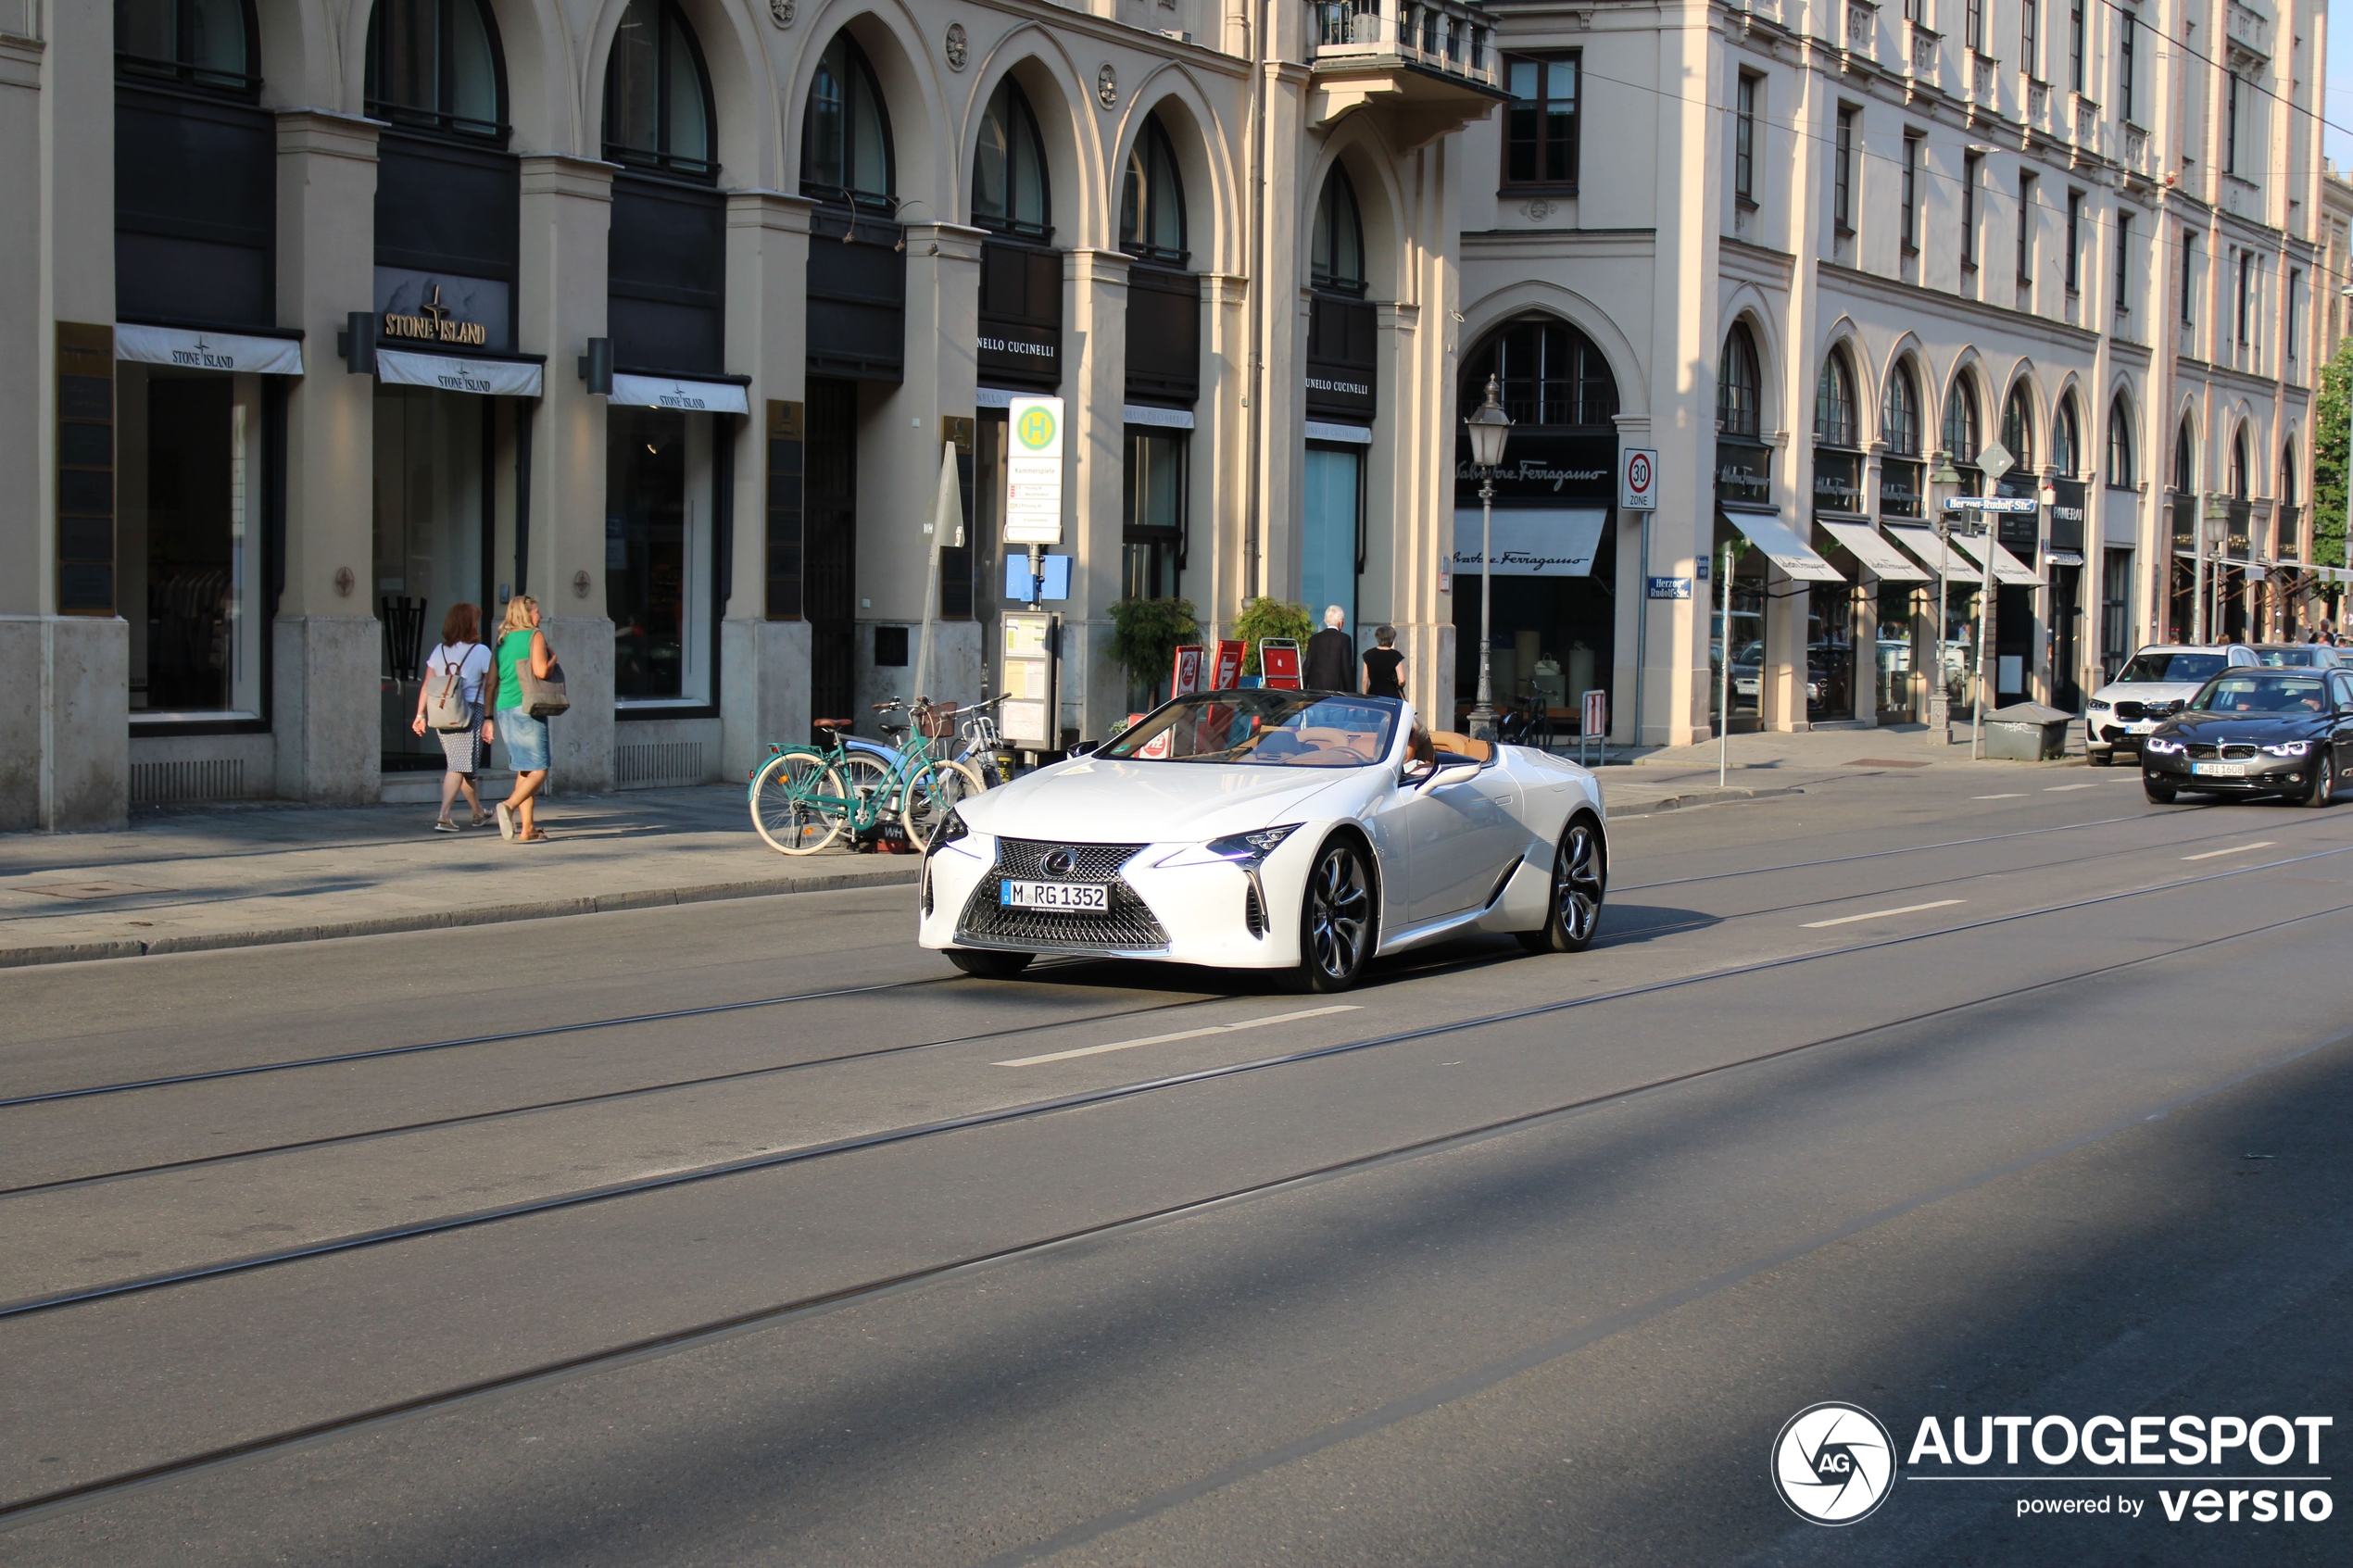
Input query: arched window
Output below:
<box><xmin>2230</xmin><ymin>428</ymin><xmax>2250</xmax><ymax>499</ymax></box>
<box><xmin>1718</xmin><ymin>322</ymin><xmax>1761</xmax><ymax>438</ymax></box>
<box><xmin>1120</xmin><ymin>116</ymin><xmax>1189</xmax><ymax>267</ymax></box>
<box><xmin>2052</xmin><ymin>395</ymin><xmax>2082</xmax><ymax>477</ymax></box>
<box><xmin>366</xmin><ymin>0</ymin><xmax>505</xmax><ymax>139</ymax></box>
<box><xmin>1883</xmin><ymin>361</ymin><xmax>1920</xmax><ymax>456</ymax></box>
<box><xmin>1470</xmin><ymin>317</ymin><xmax>1618</xmax><ymax>428</ymax></box>
<box><xmin>1943</xmin><ymin>375</ymin><xmax>1982</xmax><ymax>461</ymax></box>
<box><xmin>802</xmin><ymin>33</ymin><xmax>895</xmax><ymax>209</ymax></box>
<box><xmin>604</xmin><ymin>0</ymin><xmax>714</xmax><ymax>180</ymax></box>
<box><xmin>2173</xmin><ymin>418</ymin><xmax>2196</xmax><ymax>494</ymax></box>
<box><xmin>1312</xmin><ymin>168</ymin><xmax>1365</xmax><ymax>295</ymax></box>
<box><xmin>116</xmin><ymin>0</ymin><xmax>258</xmax><ymax>94</ymax></box>
<box><xmin>2107</xmin><ymin>395</ymin><xmax>2135</xmax><ymax>489</ymax></box>
<box><xmin>2001</xmin><ymin>383</ymin><xmax>2035</xmax><ymax>470</ymax></box>
<box><xmin>1815</xmin><ymin>349</ymin><xmax>1856</xmax><ymax>447</ymax></box>
<box><xmin>2281</xmin><ymin>441</ymin><xmax>2298</xmax><ymax>507</ymax></box>
<box><xmin>973</xmin><ymin>78</ymin><xmax>1051</xmax><ymax>241</ymax></box>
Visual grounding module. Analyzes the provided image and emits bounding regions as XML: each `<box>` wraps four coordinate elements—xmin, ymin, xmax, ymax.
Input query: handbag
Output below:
<box><xmin>520</xmin><ymin>657</ymin><xmax>569</xmax><ymax>719</ymax></box>
<box><xmin>423</xmin><ymin>650</ymin><xmax>473</xmax><ymax>731</ymax></box>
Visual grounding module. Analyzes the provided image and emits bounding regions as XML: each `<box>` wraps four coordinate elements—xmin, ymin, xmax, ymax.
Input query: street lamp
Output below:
<box><xmin>1464</xmin><ymin>373</ymin><xmax>1513</xmax><ymax>739</ymax></box>
<box><xmin>1927</xmin><ymin>451</ymin><xmax>1963</xmax><ymax>743</ymax></box>
<box><xmin>2196</xmin><ymin>499</ymin><xmax>2230</xmax><ymax>644</ymax></box>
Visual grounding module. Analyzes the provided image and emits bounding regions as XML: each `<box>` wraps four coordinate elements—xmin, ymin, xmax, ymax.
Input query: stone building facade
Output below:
<box><xmin>2</xmin><ymin>0</ymin><xmax>1502</xmax><ymax>829</ymax></box>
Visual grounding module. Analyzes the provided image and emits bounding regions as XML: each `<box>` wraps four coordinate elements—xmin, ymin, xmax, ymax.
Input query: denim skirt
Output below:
<box><xmin>498</xmin><ymin>707</ymin><xmax>551</xmax><ymax>771</ymax></box>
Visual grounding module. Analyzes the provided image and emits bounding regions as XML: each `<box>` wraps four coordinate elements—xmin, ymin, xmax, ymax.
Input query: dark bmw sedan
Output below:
<box><xmin>2142</xmin><ymin>669</ymin><xmax>2353</xmax><ymax>807</ymax></box>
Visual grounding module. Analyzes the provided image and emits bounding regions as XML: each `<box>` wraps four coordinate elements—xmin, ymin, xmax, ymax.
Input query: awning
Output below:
<box><xmin>1722</xmin><ymin>509</ymin><xmax>1844</xmax><ymax>583</ymax></box>
<box><xmin>610</xmin><ymin>372</ymin><xmax>749</xmax><ymax>415</ymax></box>
<box><xmin>2045</xmin><ymin>549</ymin><xmax>2086</xmax><ymax>567</ymax></box>
<box><xmin>1948</xmin><ymin>531</ymin><xmax>2043</xmax><ymax>585</ymax></box>
<box><xmin>1817</xmin><ymin>520</ymin><xmax>1928</xmax><ymax>583</ymax></box>
<box><xmin>377</xmin><ymin>347</ymin><xmax>543</xmax><ymax>398</ymax></box>
<box><xmin>1883</xmin><ymin>525</ymin><xmax>1975</xmax><ymax>577</ymax></box>
<box><xmin>116</xmin><ymin>322</ymin><xmax>303</xmax><ymax>377</ymax></box>
<box><xmin>1453</xmin><ymin>508</ymin><xmax>1606</xmax><ymax>576</ymax></box>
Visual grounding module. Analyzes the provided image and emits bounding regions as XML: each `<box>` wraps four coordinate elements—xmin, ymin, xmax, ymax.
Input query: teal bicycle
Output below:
<box><xmin>749</xmin><ymin>696</ymin><xmax>998</xmax><ymax>855</ymax></box>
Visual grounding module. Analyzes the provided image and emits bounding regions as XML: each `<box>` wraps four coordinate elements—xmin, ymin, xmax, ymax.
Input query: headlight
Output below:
<box><xmin>1153</xmin><ymin>823</ymin><xmax>1300</xmax><ymax>870</ymax></box>
<box><xmin>2145</xmin><ymin>737</ymin><xmax>2184</xmax><ymax>755</ymax></box>
<box><xmin>2261</xmin><ymin>741</ymin><xmax>2311</xmax><ymax>758</ymax></box>
<box><xmin>2086</xmin><ymin>698</ymin><xmax>2111</xmax><ymax>712</ymax></box>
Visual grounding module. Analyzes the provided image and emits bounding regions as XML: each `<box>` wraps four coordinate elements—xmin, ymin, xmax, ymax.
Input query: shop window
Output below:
<box><xmin>607</xmin><ymin>406</ymin><xmax>715</xmax><ymax>706</ymax></box>
<box><xmin>120</xmin><ymin>366</ymin><xmax>267</xmax><ymax>719</ymax></box>
<box><xmin>1302</xmin><ymin>445</ymin><xmax>1364</xmax><ymax>644</ymax></box>
<box><xmin>2172</xmin><ymin>419</ymin><xmax>2195</xmax><ymax>494</ymax></box>
<box><xmin>803</xmin><ymin>32</ymin><xmax>895</xmax><ymax>211</ymax></box>
<box><xmin>1718</xmin><ymin>323</ymin><xmax>1761</xmax><ymax>439</ymax></box>
<box><xmin>973</xmin><ymin>78</ymin><xmax>1051</xmax><ymax>241</ymax></box>
<box><xmin>1312</xmin><ymin>167</ymin><xmax>1366</xmax><ymax>296</ymax></box>
<box><xmin>2001</xmin><ymin>383</ymin><xmax>2035</xmax><ymax>470</ymax></box>
<box><xmin>1123</xmin><ymin>428</ymin><xmax>1187</xmax><ymax>601</ymax></box>
<box><xmin>116</xmin><ymin>0</ymin><xmax>258</xmax><ymax>96</ymax></box>
<box><xmin>1814</xmin><ymin>350</ymin><xmax>1857</xmax><ymax>448</ymax></box>
<box><xmin>374</xmin><ymin>385</ymin><xmax>488</xmax><ymax>766</ymax></box>
<box><xmin>603</xmin><ymin>0</ymin><xmax>715</xmax><ymax>182</ymax></box>
<box><xmin>1476</xmin><ymin>317</ymin><xmax>1617</xmax><ymax>429</ymax></box>
<box><xmin>2052</xmin><ymin>395</ymin><xmax>2082</xmax><ymax>478</ymax></box>
<box><xmin>2108</xmin><ymin>395</ymin><xmax>2134</xmax><ymax>488</ymax></box>
<box><xmin>1120</xmin><ymin>117</ymin><xmax>1189</xmax><ymax>268</ymax></box>
<box><xmin>366</xmin><ymin>0</ymin><xmax>507</xmax><ymax>141</ymax></box>
<box><xmin>2101</xmin><ymin>549</ymin><xmax>2133</xmax><ymax>681</ymax></box>
<box><xmin>2230</xmin><ymin>428</ymin><xmax>2249</xmax><ymax>500</ymax></box>
<box><xmin>1943</xmin><ymin>375</ymin><xmax>1981</xmax><ymax>463</ymax></box>
<box><xmin>1502</xmin><ymin>54</ymin><xmax>1579</xmax><ymax>191</ymax></box>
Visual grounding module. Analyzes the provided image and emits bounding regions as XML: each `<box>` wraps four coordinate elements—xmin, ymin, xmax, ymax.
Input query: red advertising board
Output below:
<box><xmin>1170</xmin><ymin>645</ymin><xmax>1204</xmax><ymax>697</ymax></box>
<box><xmin>1258</xmin><ymin>639</ymin><xmax>1302</xmax><ymax>690</ymax></box>
<box><xmin>1581</xmin><ymin>688</ymin><xmax>1607</xmax><ymax>736</ymax></box>
<box><xmin>1210</xmin><ymin>639</ymin><xmax>1245</xmax><ymax>690</ymax></box>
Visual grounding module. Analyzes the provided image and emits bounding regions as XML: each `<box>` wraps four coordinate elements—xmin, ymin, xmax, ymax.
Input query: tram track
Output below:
<box><xmin>7</xmin><ymin>836</ymin><xmax>2348</xmax><ymax>1328</ymax></box>
<box><xmin>6</xmin><ymin>861</ymin><xmax>2350</xmax><ymax>1529</ymax></box>
<box><xmin>0</xmin><ymin>797</ymin><xmax>2257</xmax><ymax>1115</ymax></box>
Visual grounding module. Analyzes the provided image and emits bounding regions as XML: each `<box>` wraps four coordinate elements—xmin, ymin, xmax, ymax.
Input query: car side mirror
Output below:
<box><xmin>1067</xmin><ymin>739</ymin><xmax>1101</xmax><ymax>758</ymax></box>
<box><xmin>1419</xmin><ymin>761</ymin><xmax>1482</xmax><ymax>792</ymax></box>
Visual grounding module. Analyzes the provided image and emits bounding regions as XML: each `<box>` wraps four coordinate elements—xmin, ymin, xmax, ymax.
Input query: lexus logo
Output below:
<box><xmin>1041</xmin><ymin>849</ymin><xmax>1077</xmax><ymax>878</ymax></box>
<box><xmin>1771</xmin><ymin>1403</ymin><xmax>1895</xmax><ymax>1525</ymax></box>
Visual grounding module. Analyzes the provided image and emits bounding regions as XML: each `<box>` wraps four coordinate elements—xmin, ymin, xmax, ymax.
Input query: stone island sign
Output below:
<box><xmin>382</xmin><ymin>284</ymin><xmax>489</xmax><ymax>347</ymax></box>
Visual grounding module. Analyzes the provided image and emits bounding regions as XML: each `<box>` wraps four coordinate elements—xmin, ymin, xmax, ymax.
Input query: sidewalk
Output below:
<box><xmin>0</xmin><ymin>727</ymin><xmax>2080</xmax><ymax>969</ymax></box>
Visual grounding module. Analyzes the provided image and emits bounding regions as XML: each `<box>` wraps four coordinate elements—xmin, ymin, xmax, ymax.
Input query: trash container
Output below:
<box><xmin>1983</xmin><ymin>701</ymin><xmax>2074</xmax><ymax>761</ymax></box>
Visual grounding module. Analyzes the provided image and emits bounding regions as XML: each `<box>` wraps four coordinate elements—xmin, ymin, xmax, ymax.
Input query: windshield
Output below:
<box><xmin>2118</xmin><ymin>651</ymin><xmax>2227</xmax><ymax>685</ymax></box>
<box><xmin>1100</xmin><ymin>691</ymin><xmax>1402</xmax><ymax>766</ymax></box>
<box><xmin>2255</xmin><ymin>647</ymin><xmax>2325</xmax><ymax>668</ymax></box>
<box><xmin>2187</xmin><ymin>674</ymin><xmax>2330</xmax><ymax>715</ymax></box>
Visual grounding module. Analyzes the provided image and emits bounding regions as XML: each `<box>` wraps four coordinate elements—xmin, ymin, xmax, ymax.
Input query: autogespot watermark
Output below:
<box><xmin>1772</xmin><ymin>1404</ymin><xmax>2337</xmax><ymax>1529</ymax></box>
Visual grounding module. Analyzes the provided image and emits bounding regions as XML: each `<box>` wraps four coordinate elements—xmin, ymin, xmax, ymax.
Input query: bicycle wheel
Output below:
<box><xmin>833</xmin><ymin>751</ymin><xmax>900</xmax><ymax>841</ymax></box>
<box><xmin>901</xmin><ymin>759</ymin><xmax>988</xmax><ymax>849</ymax></box>
<box><xmin>750</xmin><ymin>750</ymin><xmax>844</xmax><ymax>855</ymax></box>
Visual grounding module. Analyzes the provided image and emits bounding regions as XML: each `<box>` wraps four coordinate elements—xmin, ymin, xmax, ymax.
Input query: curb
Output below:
<box><xmin>0</xmin><ymin>864</ymin><xmax>923</xmax><ymax>971</ymax></box>
<box><xmin>1612</xmin><ymin>785</ymin><xmax>1806</xmax><ymax>818</ymax></box>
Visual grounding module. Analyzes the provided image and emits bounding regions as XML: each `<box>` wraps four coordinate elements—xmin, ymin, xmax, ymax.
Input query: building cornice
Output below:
<box><xmin>1818</xmin><ymin>260</ymin><xmax>2101</xmax><ymax>350</ymax></box>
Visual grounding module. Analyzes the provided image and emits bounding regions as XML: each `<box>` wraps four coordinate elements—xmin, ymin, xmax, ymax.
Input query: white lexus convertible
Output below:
<box><xmin>918</xmin><ymin>690</ymin><xmax>1607</xmax><ymax>992</ymax></box>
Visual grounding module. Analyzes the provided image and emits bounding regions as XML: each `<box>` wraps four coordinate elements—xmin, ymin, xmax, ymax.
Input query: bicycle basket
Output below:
<box><xmin>913</xmin><ymin>700</ymin><xmax>958</xmax><ymax>740</ymax></box>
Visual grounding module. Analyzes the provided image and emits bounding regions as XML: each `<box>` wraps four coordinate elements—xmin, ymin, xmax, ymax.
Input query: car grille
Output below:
<box><xmin>956</xmin><ymin>839</ymin><xmax>1171</xmax><ymax>952</ymax></box>
<box><xmin>2183</xmin><ymin>743</ymin><xmax>2259</xmax><ymax>760</ymax></box>
<box><xmin>2112</xmin><ymin>700</ymin><xmax>2180</xmax><ymax>722</ymax></box>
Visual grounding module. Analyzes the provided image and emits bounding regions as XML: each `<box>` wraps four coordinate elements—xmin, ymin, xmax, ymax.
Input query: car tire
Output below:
<box><xmin>1516</xmin><ymin>814</ymin><xmax>1607</xmax><ymax>956</ymax></box>
<box><xmin>2143</xmin><ymin>773</ymin><xmax>2178</xmax><ymax>805</ymax></box>
<box><xmin>1288</xmin><ymin>835</ymin><xmax>1377</xmax><ymax>994</ymax></box>
<box><xmin>947</xmin><ymin>948</ymin><xmax>1034</xmax><ymax>979</ymax></box>
<box><xmin>2303</xmin><ymin>753</ymin><xmax>2336</xmax><ymax>809</ymax></box>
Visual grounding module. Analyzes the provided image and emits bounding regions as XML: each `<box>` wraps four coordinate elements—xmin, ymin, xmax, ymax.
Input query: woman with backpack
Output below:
<box><xmin>410</xmin><ymin>603</ymin><xmax>494</xmax><ymax>834</ymax></box>
<box><xmin>489</xmin><ymin>596</ymin><xmax>560</xmax><ymax>843</ymax></box>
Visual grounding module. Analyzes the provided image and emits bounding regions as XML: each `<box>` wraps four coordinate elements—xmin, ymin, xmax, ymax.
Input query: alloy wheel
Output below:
<box><xmin>1306</xmin><ymin>842</ymin><xmax>1372</xmax><ymax>982</ymax></box>
<box><xmin>1556</xmin><ymin>821</ymin><xmax>1604</xmax><ymax>943</ymax></box>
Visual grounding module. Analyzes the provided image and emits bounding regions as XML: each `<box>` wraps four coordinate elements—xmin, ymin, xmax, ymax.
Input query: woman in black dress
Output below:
<box><xmin>1362</xmin><ymin>625</ymin><xmax>1405</xmax><ymax>697</ymax></box>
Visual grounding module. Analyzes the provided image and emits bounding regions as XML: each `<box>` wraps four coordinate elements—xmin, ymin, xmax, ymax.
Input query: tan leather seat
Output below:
<box><xmin>1430</xmin><ymin>730</ymin><xmax>1494</xmax><ymax>763</ymax></box>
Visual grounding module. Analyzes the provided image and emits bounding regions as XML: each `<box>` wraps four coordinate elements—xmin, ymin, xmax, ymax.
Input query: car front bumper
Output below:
<box><xmin>2141</xmin><ymin>752</ymin><xmax>2320</xmax><ymax>792</ymax></box>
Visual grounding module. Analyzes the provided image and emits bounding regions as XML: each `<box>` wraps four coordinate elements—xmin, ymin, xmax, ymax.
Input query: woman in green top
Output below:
<box><xmin>487</xmin><ymin>595</ymin><xmax>556</xmax><ymax>841</ymax></box>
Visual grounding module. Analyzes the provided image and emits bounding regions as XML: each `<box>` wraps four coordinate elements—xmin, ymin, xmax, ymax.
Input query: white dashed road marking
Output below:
<box><xmin>997</xmin><ymin>1005</ymin><xmax>1362</xmax><ymax>1067</ymax></box>
<box><xmin>2181</xmin><ymin>841</ymin><xmax>2278</xmax><ymax>861</ymax></box>
<box><xmin>1802</xmin><ymin>899</ymin><xmax>1966</xmax><ymax>929</ymax></box>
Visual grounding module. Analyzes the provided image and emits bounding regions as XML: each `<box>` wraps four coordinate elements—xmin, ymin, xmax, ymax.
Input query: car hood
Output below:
<box><xmin>2158</xmin><ymin>711</ymin><xmax>2330</xmax><ymax>741</ymax></box>
<box><xmin>2090</xmin><ymin>681</ymin><xmax>2204</xmax><ymax>708</ymax></box>
<box><xmin>957</xmin><ymin>758</ymin><xmax>1369</xmax><ymax>844</ymax></box>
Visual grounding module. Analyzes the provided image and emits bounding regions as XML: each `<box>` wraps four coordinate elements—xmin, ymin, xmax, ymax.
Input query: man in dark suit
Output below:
<box><xmin>1303</xmin><ymin>606</ymin><xmax>1356</xmax><ymax>692</ymax></box>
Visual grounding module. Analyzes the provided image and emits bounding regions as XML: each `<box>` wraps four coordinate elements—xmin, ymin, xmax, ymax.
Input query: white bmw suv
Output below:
<box><xmin>2084</xmin><ymin>645</ymin><xmax>2260</xmax><ymax>766</ymax></box>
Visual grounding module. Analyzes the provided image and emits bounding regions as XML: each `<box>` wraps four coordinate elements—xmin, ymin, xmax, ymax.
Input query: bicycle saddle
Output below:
<box><xmin>812</xmin><ymin>718</ymin><xmax>853</xmax><ymax>732</ymax></box>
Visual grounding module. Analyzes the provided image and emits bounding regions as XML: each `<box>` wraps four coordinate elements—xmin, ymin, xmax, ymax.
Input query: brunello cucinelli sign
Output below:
<box><xmin>374</xmin><ymin>268</ymin><xmax>510</xmax><ymax>352</ymax></box>
<box><xmin>1716</xmin><ymin>439</ymin><xmax>1771</xmax><ymax>507</ymax></box>
<box><xmin>977</xmin><ymin>320</ymin><xmax>1059</xmax><ymax>379</ymax></box>
<box><xmin>1812</xmin><ymin>450</ymin><xmax>1864</xmax><ymax>513</ymax></box>
<box><xmin>1454</xmin><ymin>430</ymin><xmax>1617</xmax><ymax>503</ymax></box>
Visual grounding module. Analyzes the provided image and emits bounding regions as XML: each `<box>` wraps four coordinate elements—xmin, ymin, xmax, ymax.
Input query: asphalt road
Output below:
<box><xmin>3</xmin><ymin>764</ymin><xmax>2348</xmax><ymax>1565</ymax></box>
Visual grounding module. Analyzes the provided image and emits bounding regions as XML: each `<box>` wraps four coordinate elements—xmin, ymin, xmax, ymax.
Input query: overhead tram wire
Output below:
<box><xmin>8</xmin><ymin>832</ymin><xmax>2353</xmax><ymax>1325</ymax></box>
<box><xmin>0</xmin><ymin>804</ymin><xmax>2266</xmax><ymax>1200</ymax></box>
<box><xmin>8</xmin><ymin>887</ymin><xmax>2353</xmax><ymax>1528</ymax></box>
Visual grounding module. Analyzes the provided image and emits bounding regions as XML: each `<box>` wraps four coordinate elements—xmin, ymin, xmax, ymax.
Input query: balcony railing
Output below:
<box><xmin>2226</xmin><ymin>2</ymin><xmax>2271</xmax><ymax>60</ymax></box>
<box><xmin>1845</xmin><ymin>0</ymin><xmax>1877</xmax><ymax>52</ymax></box>
<box><xmin>1908</xmin><ymin>22</ymin><xmax>1939</xmax><ymax>77</ymax></box>
<box><xmin>2124</xmin><ymin>123</ymin><xmax>2149</xmax><ymax>169</ymax></box>
<box><xmin>1310</xmin><ymin>0</ymin><xmax>1498</xmax><ymax>89</ymax></box>
<box><xmin>2027</xmin><ymin>77</ymin><xmax>2050</xmax><ymax>123</ymax></box>
<box><xmin>1968</xmin><ymin>52</ymin><xmax>1997</xmax><ymax>107</ymax></box>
